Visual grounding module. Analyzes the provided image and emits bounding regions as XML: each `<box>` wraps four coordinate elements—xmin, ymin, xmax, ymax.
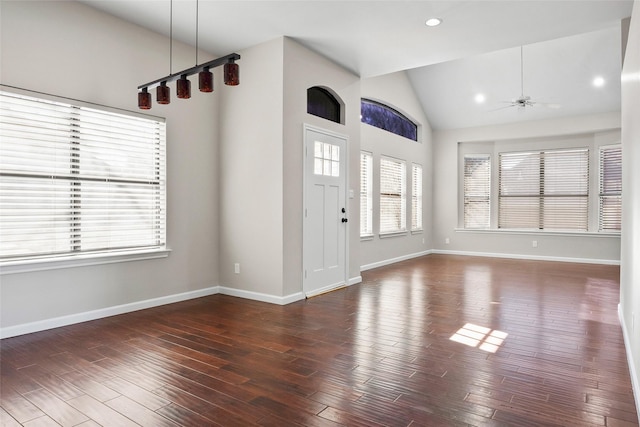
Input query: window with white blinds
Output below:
<box><xmin>411</xmin><ymin>163</ymin><xmax>422</xmax><ymax>230</ymax></box>
<box><xmin>498</xmin><ymin>148</ymin><xmax>588</xmax><ymax>230</ymax></box>
<box><xmin>360</xmin><ymin>151</ymin><xmax>373</xmax><ymax>236</ymax></box>
<box><xmin>0</xmin><ymin>90</ymin><xmax>166</xmax><ymax>261</ymax></box>
<box><xmin>464</xmin><ymin>155</ymin><xmax>491</xmax><ymax>229</ymax></box>
<box><xmin>599</xmin><ymin>145</ymin><xmax>622</xmax><ymax>232</ymax></box>
<box><xmin>380</xmin><ymin>157</ymin><xmax>406</xmax><ymax>234</ymax></box>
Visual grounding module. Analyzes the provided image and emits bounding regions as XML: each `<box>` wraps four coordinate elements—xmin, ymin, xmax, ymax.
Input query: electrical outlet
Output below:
<box><xmin>234</xmin><ymin>263</ymin><xmax>240</xmax><ymax>274</ymax></box>
<box><xmin>445</xmin><ymin>237</ymin><xmax>450</xmax><ymax>244</ymax></box>
<box><xmin>532</xmin><ymin>240</ymin><xmax>538</xmax><ymax>248</ymax></box>
<box><xmin>422</xmin><ymin>238</ymin><xmax>425</xmax><ymax>244</ymax></box>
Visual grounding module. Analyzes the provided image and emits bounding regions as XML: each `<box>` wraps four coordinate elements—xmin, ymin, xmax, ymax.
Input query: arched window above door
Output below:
<box><xmin>307</xmin><ymin>86</ymin><xmax>343</xmax><ymax>124</ymax></box>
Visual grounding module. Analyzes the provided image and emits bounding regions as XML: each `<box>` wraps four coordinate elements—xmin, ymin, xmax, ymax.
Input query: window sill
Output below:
<box><xmin>0</xmin><ymin>248</ymin><xmax>171</xmax><ymax>275</ymax></box>
<box><xmin>379</xmin><ymin>230</ymin><xmax>409</xmax><ymax>239</ymax></box>
<box><xmin>360</xmin><ymin>234</ymin><xmax>375</xmax><ymax>242</ymax></box>
<box><xmin>454</xmin><ymin>228</ymin><xmax>620</xmax><ymax>238</ymax></box>
<box><xmin>411</xmin><ymin>229</ymin><xmax>423</xmax><ymax>235</ymax></box>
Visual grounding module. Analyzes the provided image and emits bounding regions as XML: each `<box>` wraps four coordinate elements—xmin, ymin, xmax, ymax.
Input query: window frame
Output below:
<box><xmin>379</xmin><ymin>156</ymin><xmax>407</xmax><ymax>236</ymax></box>
<box><xmin>361</xmin><ymin>99</ymin><xmax>418</xmax><ymax>142</ymax></box>
<box><xmin>0</xmin><ymin>87</ymin><xmax>168</xmax><ymax>274</ymax></box>
<box><xmin>411</xmin><ymin>163</ymin><xmax>423</xmax><ymax>232</ymax></box>
<box><xmin>360</xmin><ymin>151</ymin><xmax>373</xmax><ymax>238</ymax></box>
<box><xmin>463</xmin><ymin>154</ymin><xmax>491</xmax><ymax>229</ymax></box>
<box><xmin>458</xmin><ymin>135</ymin><xmax>619</xmax><ymax>236</ymax></box>
<box><xmin>598</xmin><ymin>144</ymin><xmax>622</xmax><ymax>232</ymax></box>
<box><xmin>498</xmin><ymin>148</ymin><xmax>589</xmax><ymax>231</ymax></box>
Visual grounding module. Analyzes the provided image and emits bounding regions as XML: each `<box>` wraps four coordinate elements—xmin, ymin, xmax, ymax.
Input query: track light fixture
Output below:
<box><xmin>137</xmin><ymin>0</ymin><xmax>240</xmax><ymax>109</ymax></box>
<box><xmin>138</xmin><ymin>54</ymin><xmax>240</xmax><ymax>109</ymax></box>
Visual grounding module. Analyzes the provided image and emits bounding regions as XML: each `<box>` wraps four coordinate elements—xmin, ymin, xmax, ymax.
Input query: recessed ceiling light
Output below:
<box><xmin>593</xmin><ymin>76</ymin><xmax>605</xmax><ymax>87</ymax></box>
<box><xmin>474</xmin><ymin>93</ymin><xmax>486</xmax><ymax>104</ymax></box>
<box><xmin>425</xmin><ymin>18</ymin><xmax>442</xmax><ymax>27</ymax></box>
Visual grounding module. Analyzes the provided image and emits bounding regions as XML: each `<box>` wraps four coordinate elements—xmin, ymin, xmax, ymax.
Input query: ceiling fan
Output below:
<box><xmin>494</xmin><ymin>46</ymin><xmax>560</xmax><ymax>111</ymax></box>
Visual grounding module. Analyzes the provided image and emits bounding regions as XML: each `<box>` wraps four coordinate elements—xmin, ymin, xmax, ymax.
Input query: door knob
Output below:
<box><xmin>342</xmin><ymin>218</ymin><xmax>348</xmax><ymax>223</ymax></box>
<box><xmin>341</xmin><ymin>208</ymin><xmax>346</xmax><ymax>213</ymax></box>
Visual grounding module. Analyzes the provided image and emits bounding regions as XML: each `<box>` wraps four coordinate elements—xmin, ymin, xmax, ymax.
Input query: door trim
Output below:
<box><xmin>302</xmin><ymin>124</ymin><xmax>349</xmax><ymax>298</ymax></box>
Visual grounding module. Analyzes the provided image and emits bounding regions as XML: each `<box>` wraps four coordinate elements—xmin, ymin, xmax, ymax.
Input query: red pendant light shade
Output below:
<box><xmin>157</xmin><ymin>82</ymin><xmax>170</xmax><ymax>104</ymax></box>
<box><xmin>224</xmin><ymin>61</ymin><xmax>239</xmax><ymax>86</ymax></box>
<box><xmin>199</xmin><ymin>68</ymin><xmax>213</xmax><ymax>92</ymax></box>
<box><xmin>177</xmin><ymin>75</ymin><xmax>191</xmax><ymax>99</ymax></box>
<box><xmin>138</xmin><ymin>88</ymin><xmax>152</xmax><ymax>110</ymax></box>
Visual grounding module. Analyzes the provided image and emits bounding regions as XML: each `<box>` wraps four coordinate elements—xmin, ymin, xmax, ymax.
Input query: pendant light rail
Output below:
<box><xmin>138</xmin><ymin>53</ymin><xmax>240</xmax><ymax>91</ymax></box>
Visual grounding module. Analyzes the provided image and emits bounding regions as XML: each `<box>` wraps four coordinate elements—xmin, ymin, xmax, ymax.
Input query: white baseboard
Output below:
<box><xmin>349</xmin><ymin>275</ymin><xmax>362</xmax><ymax>286</ymax></box>
<box><xmin>360</xmin><ymin>250</ymin><xmax>432</xmax><ymax>272</ymax></box>
<box><xmin>619</xmin><ymin>304</ymin><xmax>640</xmax><ymax>425</ymax></box>
<box><xmin>431</xmin><ymin>249</ymin><xmax>620</xmax><ymax>265</ymax></box>
<box><xmin>0</xmin><ymin>286</ymin><xmax>220</xmax><ymax>339</ymax></box>
<box><xmin>218</xmin><ymin>286</ymin><xmax>305</xmax><ymax>305</ymax></box>
<box><xmin>0</xmin><ymin>277</ymin><xmax>363</xmax><ymax>339</ymax></box>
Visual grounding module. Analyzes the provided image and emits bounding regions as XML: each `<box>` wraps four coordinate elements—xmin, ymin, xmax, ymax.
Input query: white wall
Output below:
<box><xmin>281</xmin><ymin>38</ymin><xmax>361</xmax><ymax>294</ymax></box>
<box><xmin>218</xmin><ymin>38</ymin><xmax>285</xmax><ymax>298</ymax></box>
<box><xmin>359</xmin><ymin>72</ymin><xmax>434</xmax><ymax>268</ymax></box>
<box><xmin>620</xmin><ymin>0</ymin><xmax>640</xmax><ymax>417</ymax></box>
<box><xmin>0</xmin><ymin>1</ymin><xmax>221</xmax><ymax>334</ymax></box>
<box><xmin>218</xmin><ymin>37</ymin><xmax>362</xmax><ymax>300</ymax></box>
<box><xmin>433</xmin><ymin>112</ymin><xmax>622</xmax><ymax>263</ymax></box>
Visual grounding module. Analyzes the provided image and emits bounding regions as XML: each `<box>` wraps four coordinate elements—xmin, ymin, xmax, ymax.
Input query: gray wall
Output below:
<box><xmin>0</xmin><ymin>1</ymin><xmax>221</xmax><ymax>333</ymax></box>
<box><xmin>359</xmin><ymin>72</ymin><xmax>434</xmax><ymax>268</ymax></box>
<box><xmin>218</xmin><ymin>38</ymin><xmax>285</xmax><ymax>298</ymax></box>
<box><xmin>433</xmin><ymin>112</ymin><xmax>622</xmax><ymax>263</ymax></box>
<box><xmin>620</xmin><ymin>0</ymin><xmax>640</xmax><ymax>417</ymax></box>
<box><xmin>281</xmin><ymin>38</ymin><xmax>362</xmax><ymax>294</ymax></box>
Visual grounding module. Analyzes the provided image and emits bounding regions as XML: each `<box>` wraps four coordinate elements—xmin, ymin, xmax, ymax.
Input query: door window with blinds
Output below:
<box><xmin>463</xmin><ymin>155</ymin><xmax>491</xmax><ymax>229</ymax></box>
<box><xmin>380</xmin><ymin>156</ymin><xmax>406</xmax><ymax>234</ymax></box>
<box><xmin>0</xmin><ymin>90</ymin><xmax>166</xmax><ymax>262</ymax></box>
<box><xmin>599</xmin><ymin>145</ymin><xmax>622</xmax><ymax>232</ymax></box>
<box><xmin>498</xmin><ymin>148</ymin><xmax>589</xmax><ymax>231</ymax></box>
<box><xmin>360</xmin><ymin>151</ymin><xmax>373</xmax><ymax>237</ymax></box>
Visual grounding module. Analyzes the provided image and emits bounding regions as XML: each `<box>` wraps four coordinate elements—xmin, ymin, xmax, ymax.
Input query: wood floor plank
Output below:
<box><xmin>66</xmin><ymin>394</ymin><xmax>139</xmax><ymax>427</ymax></box>
<box><xmin>1</xmin><ymin>254</ymin><xmax>637</xmax><ymax>426</ymax></box>
<box><xmin>105</xmin><ymin>395</ymin><xmax>179</xmax><ymax>427</ymax></box>
<box><xmin>101</xmin><ymin>376</ymin><xmax>170</xmax><ymax>411</ymax></box>
<box><xmin>22</xmin><ymin>415</ymin><xmax>64</xmax><ymax>427</ymax></box>
<box><xmin>0</xmin><ymin>381</ymin><xmax>45</xmax><ymax>423</ymax></box>
<box><xmin>21</xmin><ymin>388</ymin><xmax>89</xmax><ymax>427</ymax></box>
<box><xmin>0</xmin><ymin>407</ymin><xmax>22</xmax><ymax>427</ymax></box>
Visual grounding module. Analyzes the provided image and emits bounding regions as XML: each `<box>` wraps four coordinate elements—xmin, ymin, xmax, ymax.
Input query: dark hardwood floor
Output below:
<box><xmin>1</xmin><ymin>254</ymin><xmax>638</xmax><ymax>426</ymax></box>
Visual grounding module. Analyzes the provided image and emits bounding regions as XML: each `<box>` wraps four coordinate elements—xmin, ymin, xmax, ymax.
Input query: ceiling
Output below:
<box><xmin>80</xmin><ymin>0</ymin><xmax>634</xmax><ymax>130</ymax></box>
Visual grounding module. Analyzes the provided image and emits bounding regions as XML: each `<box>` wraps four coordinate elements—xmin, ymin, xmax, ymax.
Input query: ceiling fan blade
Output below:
<box><xmin>487</xmin><ymin>104</ymin><xmax>517</xmax><ymax>112</ymax></box>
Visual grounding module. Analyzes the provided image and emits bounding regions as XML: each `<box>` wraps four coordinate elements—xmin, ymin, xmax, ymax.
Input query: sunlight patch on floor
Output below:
<box><xmin>450</xmin><ymin>323</ymin><xmax>508</xmax><ymax>353</ymax></box>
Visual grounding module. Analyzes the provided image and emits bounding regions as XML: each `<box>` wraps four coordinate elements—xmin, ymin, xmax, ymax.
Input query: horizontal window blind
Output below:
<box><xmin>412</xmin><ymin>163</ymin><xmax>422</xmax><ymax>230</ymax></box>
<box><xmin>599</xmin><ymin>145</ymin><xmax>622</xmax><ymax>231</ymax></box>
<box><xmin>360</xmin><ymin>152</ymin><xmax>373</xmax><ymax>236</ymax></box>
<box><xmin>380</xmin><ymin>157</ymin><xmax>406</xmax><ymax>233</ymax></box>
<box><xmin>464</xmin><ymin>155</ymin><xmax>491</xmax><ymax>228</ymax></box>
<box><xmin>0</xmin><ymin>90</ymin><xmax>166</xmax><ymax>260</ymax></box>
<box><xmin>499</xmin><ymin>148</ymin><xmax>588</xmax><ymax>230</ymax></box>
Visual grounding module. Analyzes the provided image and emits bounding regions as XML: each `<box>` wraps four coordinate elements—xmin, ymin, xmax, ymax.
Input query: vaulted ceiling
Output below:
<box><xmin>81</xmin><ymin>0</ymin><xmax>634</xmax><ymax>130</ymax></box>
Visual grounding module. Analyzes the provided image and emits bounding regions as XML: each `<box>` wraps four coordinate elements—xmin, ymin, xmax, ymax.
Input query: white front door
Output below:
<box><xmin>303</xmin><ymin>126</ymin><xmax>348</xmax><ymax>298</ymax></box>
